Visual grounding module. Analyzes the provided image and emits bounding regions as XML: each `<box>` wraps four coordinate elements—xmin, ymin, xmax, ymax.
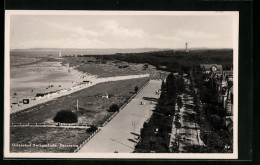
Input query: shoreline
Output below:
<box><xmin>10</xmin><ymin>72</ymin><xmax>150</xmax><ymax>115</ymax></box>
<box><xmin>10</xmin><ymin>59</ymin><xmax>97</xmax><ymax>113</ymax></box>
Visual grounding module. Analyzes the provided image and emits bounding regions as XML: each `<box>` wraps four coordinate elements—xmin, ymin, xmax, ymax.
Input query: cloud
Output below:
<box><xmin>44</xmin><ymin>21</ymin><xmax>102</xmax><ymax>38</ymax></box>
<box><xmin>100</xmin><ymin>20</ymin><xmax>119</xmax><ymax>31</ymax></box>
<box><xmin>99</xmin><ymin>19</ymin><xmax>145</xmax><ymax>38</ymax></box>
<box><xmin>154</xmin><ymin>34</ymin><xmax>181</xmax><ymax>41</ymax></box>
<box><xmin>175</xmin><ymin>29</ymin><xmax>218</xmax><ymax>39</ymax></box>
<box><xmin>11</xmin><ymin>16</ymin><xmax>231</xmax><ymax>49</ymax></box>
<box><xmin>72</xmin><ymin>26</ymin><xmax>101</xmax><ymax>37</ymax></box>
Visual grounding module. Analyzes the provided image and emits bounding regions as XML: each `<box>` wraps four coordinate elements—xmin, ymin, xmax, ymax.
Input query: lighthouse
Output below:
<box><xmin>185</xmin><ymin>42</ymin><xmax>189</xmax><ymax>53</ymax></box>
<box><xmin>59</xmin><ymin>50</ymin><xmax>62</xmax><ymax>57</ymax></box>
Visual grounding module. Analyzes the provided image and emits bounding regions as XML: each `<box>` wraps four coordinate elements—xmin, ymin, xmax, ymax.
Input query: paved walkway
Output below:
<box><xmin>10</xmin><ymin>74</ymin><xmax>149</xmax><ymax>114</ymax></box>
<box><xmin>78</xmin><ymin>80</ymin><xmax>162</xmax><ymax>153</ymax></box>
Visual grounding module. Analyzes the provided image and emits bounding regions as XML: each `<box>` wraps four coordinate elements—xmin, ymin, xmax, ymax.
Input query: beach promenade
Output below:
<box><xmin>78</xmin><ymin>80</ymin><xmax>161</xmax><ymax>153</ymax></box>
<box><xmin>10</xmin><ymin>74</ymin><xmax>149</xmax><ymax>114</ymax></box>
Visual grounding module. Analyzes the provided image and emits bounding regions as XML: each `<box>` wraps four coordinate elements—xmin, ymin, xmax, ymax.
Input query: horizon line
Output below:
<box><xmin>10</xmin><ymin>47</ymin><xmax>233</xmax><ymax>50</ymax></box>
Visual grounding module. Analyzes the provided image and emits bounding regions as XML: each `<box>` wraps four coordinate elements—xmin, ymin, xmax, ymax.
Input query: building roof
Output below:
<box><xmin>200</xmin><ymin>64</ymin><xmax>223</xmax><ymax>71</ymax></box>
<box><xmin>35</xmin><ymin>93</ymin><xmax>47</xmax><ymax>97</ymax></box>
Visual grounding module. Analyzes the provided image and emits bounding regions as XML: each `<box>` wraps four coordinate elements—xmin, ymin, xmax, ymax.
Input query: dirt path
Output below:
<box><xmin>78</xmin><ymin>80</ymin><xmax>162</xmax><ymax>153</ymax></box>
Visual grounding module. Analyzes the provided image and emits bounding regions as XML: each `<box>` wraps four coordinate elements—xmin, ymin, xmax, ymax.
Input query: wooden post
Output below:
<box><xmin>77</xmin><ymin>100</ymin><xmax>79</xmax><ymax>111</ymax></box>
<box><xmin>132</xmin><ymin>121</ymin><xmax>136</xmax><ymax>148</ymax></box>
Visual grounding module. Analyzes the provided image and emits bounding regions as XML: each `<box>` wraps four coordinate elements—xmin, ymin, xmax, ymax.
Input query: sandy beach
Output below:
<box><xmin>10</xmin><ymin>59</ymin><xmax>150</xmax><ymax>114</ymax></box>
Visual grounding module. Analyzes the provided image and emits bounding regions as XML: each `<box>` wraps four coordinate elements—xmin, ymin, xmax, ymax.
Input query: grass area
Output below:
<box><xmin>10</xmin><ymin>127</ymin><xmax>90</xmax><ymax>153</ymax></box>
<box><xmin>11</xmin><ymin>77</ymin><xmax>150</xmax><ymax>125</ymax></box>
<box><xmin>62</xmin><ymin>57</ymin><xmax>161</xmax><ymax>78</ymax></box>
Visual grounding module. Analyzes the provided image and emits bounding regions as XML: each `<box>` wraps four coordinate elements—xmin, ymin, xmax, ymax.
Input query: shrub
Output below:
<box><xmin>175</xmin><ymin>113</ymin><xmax>181</xmax><ymax>121</ymax></box>
<box><xmin>53</xmin><ymin>110</ymin><xmax>78</xmax><ymax>123</ymax></box>
<box><xmin>86</xmin><ymin>125</ymin><xmax>98</xmax><ymax>133</ymax></box>
<box><xmin>177</xmin><ymin>97</ymin><xmax>183</xmax><ymax>108</ymax></box>
<box><xmin>143</xmin><ymin>122</ymin><xmax>148</xmax><ymax>128</ymax></box>
<box><xmin>206</xmin><ymin>132</ymin><xmax>225</xmax><ymax>151</ymax></box>
<box><xmin>135</xmin><ymin>86</ymin><xmax>139</xmax><ymax>93</ymax></box>
<box><xmin>174</xmin><ymin>121</ymin><xmax>182</xmax><ymax>129</ymax></box>
<box><xmin>108</xmin><ymin>104</ymin><xmax>119</xmax><ymax>112</ymax></box>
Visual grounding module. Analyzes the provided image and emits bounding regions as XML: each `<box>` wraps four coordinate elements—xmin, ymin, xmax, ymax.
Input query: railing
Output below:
<box><xmin>101</xmin><ymin>111</ymin><xmax>119</xmax><ymax>127</ymax></box>
<box><xmin>10</xmin><ymin>122</ymin><xmax>91</xmax><ymax>127</ymax></box>
<box><xmin>73</xmin><ymin>128</ymin><xmax>101</xmax><ymax>152</ymax></box>
<box><xmin>101</xmin><ymin>79</ymin><xmax>151</xmax><ymax>127</ymax></box>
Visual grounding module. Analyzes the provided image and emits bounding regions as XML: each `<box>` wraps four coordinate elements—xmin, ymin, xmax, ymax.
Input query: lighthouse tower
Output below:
<box><xmin>185</xmin><ymin>42</ymin><xmax>189</xmax><ymax>53</ymax></box>
<box><xmin>59</xmin><ymin>50</ymin><xmax>62</xmax><ymax>57</ymax></box>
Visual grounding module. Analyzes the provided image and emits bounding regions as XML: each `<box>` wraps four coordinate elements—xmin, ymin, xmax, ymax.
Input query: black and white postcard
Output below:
<box><xmin>4</xmin><ymin>10</ymin><xmax>238</xmax><ymax>159</ymax></box>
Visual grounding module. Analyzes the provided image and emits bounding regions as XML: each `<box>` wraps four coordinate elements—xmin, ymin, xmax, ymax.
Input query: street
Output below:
<box><xmin>177</xmin><ymin>78</ymin><xmax>204</xmax><ymax>152</ymax></box>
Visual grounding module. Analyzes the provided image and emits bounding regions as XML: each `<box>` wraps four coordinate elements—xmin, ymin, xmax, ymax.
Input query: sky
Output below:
<box><xmin>9</xmin><ymin>13</ymin><xmax>237</xmax><ymax>49</ymax></box>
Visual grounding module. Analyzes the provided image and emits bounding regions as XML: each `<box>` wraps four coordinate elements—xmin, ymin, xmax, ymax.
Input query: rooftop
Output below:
<box><xmin>200</xmin><ymin>64</ymin><xmax>223</xmax><ymax>71</ymax></box>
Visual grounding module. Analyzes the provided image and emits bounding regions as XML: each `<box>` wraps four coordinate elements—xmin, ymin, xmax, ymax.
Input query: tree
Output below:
<box><xmin>206</xmin><ymin>132</ymin><xmax>225</xmax><ymax>151</ymax></box>
<box><xmin>209</xmin><ymin>114</ymin><xmax>225</xmax><ymax>130</ymax></box>
<box><xmin>86</xmin><ymin>125</ymin><xmax>98</xmax><ymax>133</ymax></box>
<box><xmin>53</xmin><ymin>110</ymin><xmax>78</xmax><ymax>123</ymax></box>
<box><xmin>165</xmin><ymin>73</ymin><xmax>176</xmax><ymax>99</ymax></box>
<box><xmin>176</xmin><ymin>78</ymin><xmax>185</xmax><ymax>93</ymax></box>
<box><xmin>108</xmin><ymin>104</ymin><xmax>119</xmax><ymax>112</ymax></box>
<box><xmin>177</xmin><ymin>97</ymin><xmax>183</xmax><ymax>109</ymax></box>
<box><xmin>175</xmin><ymin>113</ymin><xmax>181</xmax><ymax>121</ymax></box>
<box><xmin>134</xmin><ymin>86</ymin><xmax>139</xmax><ymax>93</ymax></box>
<box><xmin>143</xmin><ymin>64</ymin><xmax>148</xmax><ymax>70</ymax></box>
<box><xmin>161</xmin><ymin>80</ymin><xmax>166</xmax><ymax>92</ymax></box>
<box><xmin>174</xmin><ymin>121</ymin><xmax>182</xmax><ymax>129</ymax></box>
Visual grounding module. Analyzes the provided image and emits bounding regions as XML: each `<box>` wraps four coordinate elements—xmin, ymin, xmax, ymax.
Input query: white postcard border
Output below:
<box><xmin>4</xmin><ymin>10</ymin><xmax>239</xmax><ymax>159</ymax></box>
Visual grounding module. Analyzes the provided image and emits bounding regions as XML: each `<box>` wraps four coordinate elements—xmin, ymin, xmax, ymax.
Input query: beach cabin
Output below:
<box><xmin>83</xmin><ymin>80</ymin><xmax>92</xmax><ymax>84</ymax></box>
<box><xmin>49</xmin><ymin>91</ymin><xmax>58</xmax><ymax>97</ymax></box>
<box><xmin>58</xmin><ymin>89</ymin><xmax>67</xmax><ymax>93</ymax></box>
<box><xmin>102</xmin><ymin>92</ymin><xmax>109</xmax><ymax>99</ymax></box>
<box><xmin>35</xmin><ymin>93</ymin><xmax>47</xmax><ymax>100</ymax></box>
<box><xmin>23</xmin><ymin>99</ymin><xmax>30</xmax><ymax>104</ymax></box>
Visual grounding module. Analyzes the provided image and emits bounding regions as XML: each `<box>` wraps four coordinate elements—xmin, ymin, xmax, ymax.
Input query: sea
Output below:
<box><xmin>10</xmin><ymin>51</ymin><xmax>89</xmax><ymax>105</ymax></box>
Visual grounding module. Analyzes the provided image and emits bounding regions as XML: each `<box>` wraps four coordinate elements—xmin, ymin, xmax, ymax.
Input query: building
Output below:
<box><xmin>35</xmin><ymin>93</ymin><xmax>48</xmax><ymax>100</ymax></box>
<box><xmin>223</xmin><ymin>70</ymin><xmax>233</xmax><ymax>82</ymax></box>
<box><xmin>200</xmin><ymin>64</ymin><xmax>223</xmax><ymax>74</ymax></box>
<box><xmin>224</xmin><ymin>85</ymin><xmax>233</xmax><ymax>115</ymax></box>
<box><xmin>215</xmin><ymin>76</ymin><xmax>228</xmax><ymax>92</ymax></box>
<box><xmin>35</xmin><ymin>91</ymin><xmax>58</xmax><ymax>100</ymax></box>
<box><xmin>83</xmin><ymin>80</ymin><xmax>92</xmax><ymax>84</ymax></box>
<box><xmin>200</xmin><ymin>64</ymin><xmax>233</xmax><ymax>133</ymax></box>
<box><xmin>102</xmin><ymin>92</ymin><xmax>109</xmax><ymax>99</ymax></box>
<box><xmin>225</xmin><ymin>116</ymin><xmax>233</xmax><ymax>132</ymax></box>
